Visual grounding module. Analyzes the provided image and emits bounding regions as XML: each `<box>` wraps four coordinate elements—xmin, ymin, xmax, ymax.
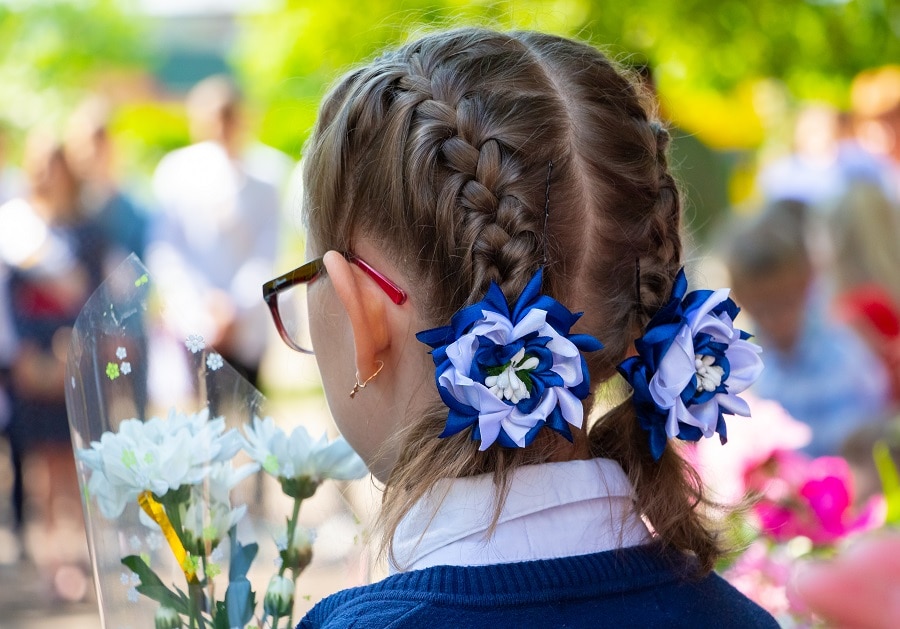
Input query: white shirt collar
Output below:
<box><xmin>390</xmin><ymin>457</ymin><xmax>651</xmax><ymax>573</ymax></box>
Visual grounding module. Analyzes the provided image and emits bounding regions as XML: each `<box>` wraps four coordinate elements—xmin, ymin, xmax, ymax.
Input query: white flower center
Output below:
<box><xmin>484</xmin><ymin>348</ymin><xmax>540</xmax><ymax>404</ymax></box>
<box><xmin>694</xmin><ymin>354</ymin><xmax>724</xmax><ymax>393</ymax></box>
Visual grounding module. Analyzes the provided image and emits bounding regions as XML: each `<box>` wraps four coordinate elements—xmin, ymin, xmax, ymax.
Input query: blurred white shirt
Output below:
<box><xmin>148</xmin><ymin>141</ymin><xmax>284</xmax><ymax>366</ymax></box>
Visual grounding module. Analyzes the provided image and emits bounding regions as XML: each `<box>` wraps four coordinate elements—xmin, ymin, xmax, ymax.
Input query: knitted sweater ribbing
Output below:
<box><xmin>298</xmin><ymin>544</ymin><xmax>778</xmax><ymax>628</ymax></box>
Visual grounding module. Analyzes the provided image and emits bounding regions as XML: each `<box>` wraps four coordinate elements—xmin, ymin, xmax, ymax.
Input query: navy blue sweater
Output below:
<box><xmin>298</xmin><ymin>544</ymin><xmax>778</xmax><ymax>628</ymax></box>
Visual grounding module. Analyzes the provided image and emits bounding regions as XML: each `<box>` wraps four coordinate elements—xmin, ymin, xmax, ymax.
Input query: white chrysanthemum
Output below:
<box><xmin>179</xmin><ymin>461</ymin><xmax>258</xmax><ymax>548</ymax></box>
<box><xmin>242</xmin><ymin>416</ymin><xmax>368</xmax><ymax>483</ymax></box>
<box><xmin>275</xmin><ymin>524</ymin><xmax>315</xmax><ymax>553</ymax></box>
<box><xmin>77</xmin><ymin>408</ymin><xmax>242</xmax><ymax>519</ymax></box>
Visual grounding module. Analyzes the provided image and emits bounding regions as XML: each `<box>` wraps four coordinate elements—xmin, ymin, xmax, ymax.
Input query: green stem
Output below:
<box><xmin>285</xmin><ymin>569</ymin><xmax>296</xmax><ymax>629</ymax></box>
<box><xmin>201</xmin><ymin>553</ymin><xmax>215</xmax><ymax>624</ymax></box>
<box><xmin>189</xmin><ymin>581</ymin><xmax>207</xmax><ymax>629</ymax></box>
<box><xmin>278</xmin><ymin>497</ymin><xmax>303</xmax><ymax>626</ymax></box>
<box><xmin>280</xmin><ymin>498</ymin><xmax>302</xmax><ymax>577</ymax></box>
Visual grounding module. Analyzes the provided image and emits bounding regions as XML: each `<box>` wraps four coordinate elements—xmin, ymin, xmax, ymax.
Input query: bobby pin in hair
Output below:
<box><xmin>542</xmin><ymin>160</ymin><xmax>554</xmax><ymax>269</ymax></box>
<box><xmin>635</xmin><ymin>257</ymin><xmax>641</xmax><ymax>307</ymax></box>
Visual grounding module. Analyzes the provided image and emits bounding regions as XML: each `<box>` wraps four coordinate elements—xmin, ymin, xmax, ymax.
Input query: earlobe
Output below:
<box><xmin>322</xmin><ymin>251</ymin><xmax>389</xmax><ymax>381</ymax></box>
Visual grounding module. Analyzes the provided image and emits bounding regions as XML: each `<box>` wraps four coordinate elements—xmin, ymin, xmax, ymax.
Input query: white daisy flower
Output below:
<box><xmin>206</xmin><ymin>352</ymin><xmax>224</xmax><ymax>371</ymax></box>
<box><xmin>185</xmin><ymin>334</ymin><xmax>205</xmax><ymax>354</ymax></box>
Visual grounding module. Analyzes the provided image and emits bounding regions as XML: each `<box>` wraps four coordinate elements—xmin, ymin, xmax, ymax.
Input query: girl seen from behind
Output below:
<box><xmin>262</xmin><ymin>28</ymin><xmax>775</xmax><ymax>627</ymax></box>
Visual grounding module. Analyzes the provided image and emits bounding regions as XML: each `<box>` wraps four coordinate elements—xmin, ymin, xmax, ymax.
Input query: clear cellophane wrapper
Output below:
<box><xmin>66</xmin><ymin>255</ymin><xmax>368</xmax><ymax>629</ymax></box>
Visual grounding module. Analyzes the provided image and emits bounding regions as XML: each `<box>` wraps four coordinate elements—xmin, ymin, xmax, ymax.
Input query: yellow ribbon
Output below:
<box><xmin>138</xmin><ymin>490</ymin><xmax>197</xmax><ymax>582</ymax></box>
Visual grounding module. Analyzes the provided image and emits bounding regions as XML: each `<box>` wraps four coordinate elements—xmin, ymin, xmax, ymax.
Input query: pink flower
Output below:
<box><xmin>788</xmin><ymin>533</ymin><xmax>900</xmax><ymax>629</ymax></box>
<box><xmin>690</xmin><ymin>394</ymin><xmax>811</xmax><ymax>504</ymax></box>
<box><xmin>753</xmin><ymin>455</ymin><xmax>885</xmax><ymax>545</ymax></box>
<box><xmin>724</xmin><ymin>541</ymin><xmax>794</xmax><ymax>618</ymax></box>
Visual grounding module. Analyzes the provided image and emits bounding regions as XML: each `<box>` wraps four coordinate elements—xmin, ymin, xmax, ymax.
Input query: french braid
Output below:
<box><xmin>303</xmin><ymin>28</ymin><xmax>722</xmax><ymax>573</ymax></box>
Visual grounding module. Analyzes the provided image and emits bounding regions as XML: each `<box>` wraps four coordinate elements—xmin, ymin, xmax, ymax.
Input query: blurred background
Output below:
<box><xmin>0</xmin><ymin>0</ymin><xmax>898</xmax><ymax>626</ymax></box>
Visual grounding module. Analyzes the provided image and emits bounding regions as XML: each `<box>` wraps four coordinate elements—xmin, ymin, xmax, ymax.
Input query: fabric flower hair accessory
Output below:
<box><xmin>416</xmin><ymin>270</ymin><xmax>602</xmax><ymax>450</ymax></box>
<box><xmin>618</xmin><ymin>269</ymin><xmax>764</xmax><ymax>460</ymax></box>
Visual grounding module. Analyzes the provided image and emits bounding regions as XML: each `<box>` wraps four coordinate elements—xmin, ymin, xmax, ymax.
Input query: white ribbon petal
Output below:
<box><xmin>650</xmin><ymin>325</ymin><xmax>695</xmax><ymax>408</ymax></box>
<box><xmin>550</xmin><ymin>351</ymin><xmax>583</xmax><ymax>386</ymax></box>
<box><xmin>510</xmin><ymin>308</ymin><xmax>548</xmax><ymax>339</ymax></box>
<box><xmin>469</xmin><ymin>311</ymin><xmax>514</xmax><ymax>345</ymax></box>
<box><xmin>693</xmin><ymin>313</ymin><xmax>735</xmax><ymax>344</ymax></box>
<box><xmin>505</xmin><ymin>390</ymin><xmax>559</xmax><ymax>446</ymax></box>
<box><xmin>686</xmin><ymin>289</ymin><xmax>731</xmax><ymax>335</ymax></box>
<box><xmin>545</xmin><ymin>328</ymin><xmax>580</xmax><ymax>358</ymax></box>
<box><xmin>555</xmin><ymin>387</ymin><xmax>585</xmax><ymax>429</ymax></box>
<box><xmin>477</xmin><ymin>396</ymin><xmax>515</xmax><ymax>450</ymax></box>
<box><xmin>716</xmin><ymin>392</ymin><xmax>751</xmax><ymax>417</ymax></box>
<box><xmin>723</xmin><ymin>341</ymin><xmax>765</xmax><ymax>393</ymax></box>
<box><xmin>665</xmin><ymin>405</ymin><xmax>681</xmax><ymax>439</ymax></box>
<box><xmin>688</xmin><ymin>400</ymin><xmax>721</xmax><ymax>438</ymax></box>
<box><xmin>446</xmin><ymin>333</ymin><xmax>480</xmax><ymax>377</ymax></box>
<box><xmin>669</xmin><ymin>397</ymin><xmax>718</xmax><ymax>438</ymax></box>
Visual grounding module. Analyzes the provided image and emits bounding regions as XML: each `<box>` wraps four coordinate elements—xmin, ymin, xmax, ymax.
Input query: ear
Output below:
<box><xmin>322</xmin><ymin>250</ymin><xmax>390</xmax><ymax>380</ymax></box>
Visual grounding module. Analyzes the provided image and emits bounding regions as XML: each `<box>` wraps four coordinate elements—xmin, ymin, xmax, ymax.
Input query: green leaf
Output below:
<box><xmin>213</xmin><ymin>601</ymin><xmax>230</xmax><ymax>629</ymax></box>
<box><xmin>874</xmin><ymin>440</ymin><xmax>900</xmax><ymax>526</ymax></box>
<box><xmin>517</xmin><ymin>369</ymin><xmax>534</xmax><ymax>393</ymax></box>
<box><xmin>121</xmin><ymin>555</ymin><xmax>189</xmax><ymax>615</ymax></box>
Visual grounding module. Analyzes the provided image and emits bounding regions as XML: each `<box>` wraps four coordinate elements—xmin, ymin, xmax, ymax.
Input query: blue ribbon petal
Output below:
<box><xmin>439</xmin><ymin>407</ymin><xmax>478</xmax><ymax>438</ymax></box>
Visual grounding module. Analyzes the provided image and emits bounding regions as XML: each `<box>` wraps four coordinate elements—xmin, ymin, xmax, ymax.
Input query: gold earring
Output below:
<box><xmin>350</xmin><ymin>360</ymin><xmax>384</xmax><ymax>398</ymax></box>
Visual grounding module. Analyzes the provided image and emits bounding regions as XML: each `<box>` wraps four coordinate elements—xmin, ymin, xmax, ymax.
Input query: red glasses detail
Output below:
<box><xmin>262</xmin><ymin>253</ymin><xmax>407</xmax><ymax>354</ymax></box>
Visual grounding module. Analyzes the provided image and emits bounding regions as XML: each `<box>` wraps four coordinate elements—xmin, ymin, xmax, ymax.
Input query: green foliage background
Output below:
<box><xmin>0</xmin><ymin>0</ymin><xmax>897</xmax><ymax>179</ymax></box>
<box><xmin>234</xmin><ymin>0</ymin><xmax>899</xmax><ymax>155</ymax></box>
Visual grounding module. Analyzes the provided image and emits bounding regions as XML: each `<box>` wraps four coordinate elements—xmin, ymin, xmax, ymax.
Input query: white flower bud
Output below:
<box><xmin>155</xmin><ymin>606</ymin><xmax>183</xmax><ymax>629</ymax></box>
<box><xmin>264</xmin><ymin>575</ymin><xmax>294</xmax><ymax>617</ymax></box>
<box><xmin>278</xmin><ymin>526</ymin><xmax>315</xmax><ymax>571</ymax></box>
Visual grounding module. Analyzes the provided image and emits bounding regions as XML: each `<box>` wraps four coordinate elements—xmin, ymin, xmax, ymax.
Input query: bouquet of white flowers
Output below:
<box><xmin>65</xmin><ymin>255</ymin><xmax>368</xmax><ymax>629</ymax></box>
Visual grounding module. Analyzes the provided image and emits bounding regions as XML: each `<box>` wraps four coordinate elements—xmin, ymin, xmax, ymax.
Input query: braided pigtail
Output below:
<box><xmin>408</xmin><ymin>68</ymin><xmax>540</xmax><ymax>304</ymax></box>
<box><xmin>635</xmin><ymin>124</ymin><xmax>684</xmax><ymax>321</ymax></box>
<box><xmin>303</xmin><ymin>28</ymin><xmax>748</xmax><ymax>574</ymax></box>
<box><xmin>588</xmin><ymin>123</ymin><xmax>722</xmax><ymax>573</ymax></box>
<box><xmin>516</xmin><ymin>33</ymin><xmax>727</xmax><ymax>573</ymax></box>
<box><xmin>304</xmin><ymin>31</ymin><xmax>588</xmax><ymax>565</ymax></box>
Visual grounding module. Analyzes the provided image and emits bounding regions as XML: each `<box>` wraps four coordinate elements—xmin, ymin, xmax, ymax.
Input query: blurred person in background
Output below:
<box><xmin>0</xmin><ymin>126</ymin><xmax>17</xmax><ymax>501</ymax></box>
<box><xmin>0</xmin><ymin>258</ymin><xmax>17</xmax><ymax>550</ymax></box>
<box><xmin>826</xmin><ymin>181</ymin><xmax>900</xmax><ymax>404</ymax></box>
<box><xmin>758</xmin><ymin>103</ymin><xmax>896</xmax><ymax>207</ymax></box>
<box><xmin>723</xmin><ymin>199</ymin><xmax>890</xmax><ymax>457</ymax></box>
<box><xmin>146</xmin><ymin>75</ymin><xmax>285</xmax><ymax>388</ymax></box>
<box><xmin>852</xmin><ymin>65</ymin><xmax>900</xmax><ymax>200</ymax></box>
<box><xmin>65</xmin><ymin>96</ymin><xmax>149</xmax><ymax>261</ymax></box>
<box><xmin>0</xmin><ymin>131</ymin><xmax>113</xmax><ymax>599</ymax></box>
<box><xmin>0</xmin><ymin>123</ymin><xmax>23</xmax><ymax>205</ymax></box>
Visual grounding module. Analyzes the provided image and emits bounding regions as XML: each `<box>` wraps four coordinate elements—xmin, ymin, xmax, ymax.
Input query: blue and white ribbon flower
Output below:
<box><xmin>618</xmin><ymin>269</ymin><xmax>764</xmax><ymax>461</ymax></box>
<box><xmin>417</xmin><ymin>270</ymin><xmax>603</xmax><ymax>450</ymax></box>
